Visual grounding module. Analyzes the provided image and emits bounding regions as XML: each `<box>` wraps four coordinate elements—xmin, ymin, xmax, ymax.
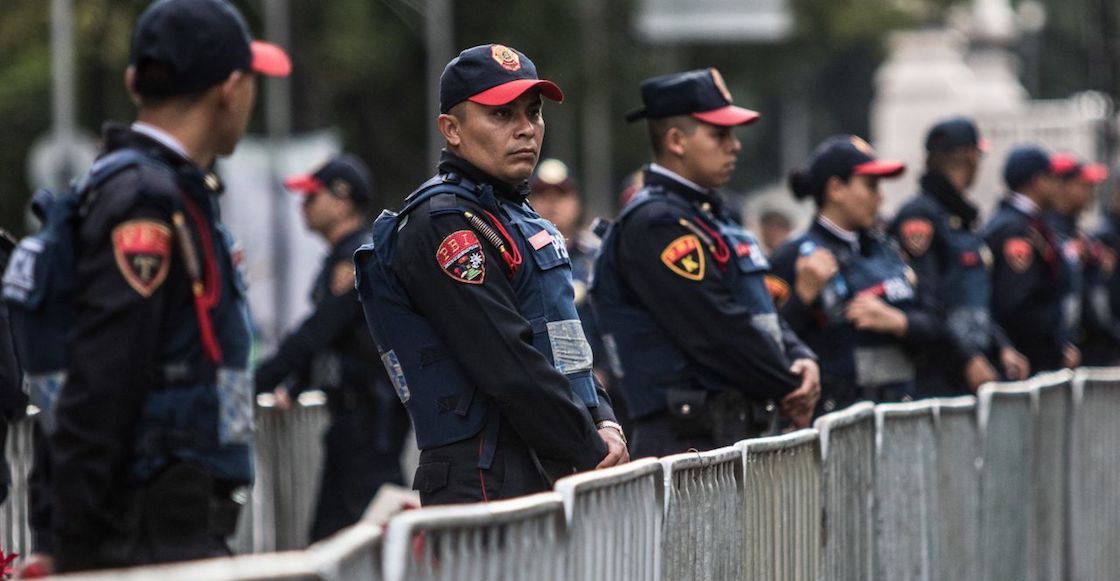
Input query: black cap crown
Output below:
<box><xmin>285</xmin><ymin>154</ymin><xmax>375</xmax><ymax>208</ymax></box>
<box><xmin>626</xmin><ymin>68</ymin><xmax>758</xmax><ymax>126</ymax></box>
<box><xmin>439</xmin><ymin>44</ymin><xmax>563</xmax><ymax>114</ymax></box>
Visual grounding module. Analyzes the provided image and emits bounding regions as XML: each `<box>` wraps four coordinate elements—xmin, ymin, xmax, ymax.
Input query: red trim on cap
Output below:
<box><xmin>284</xmin><ymin>174</ymin><xmax>324</xmax><ymax>195</ymax></box>
<box><xmin>1050</xmin><ymin>153</ymin><xmax>1080</xmax><ymax>176</ymax></box>
<box><xmin>854</xmin><ymin>160</ymin><xmax>906</xmax><ymax>178</ymax></box>
<box><xmin>1081</xmin><ymin>163</ymin><xmax>1109</xmax><ymax>185</ymax></box>
<box><xmin>978</xmin><ymin>137</ymin><xmax>991</xmax><ymax>153</ymax></box>
<box><xmin>691</xmin><ymin>105</ymin><xmax>760</xmax><ymax>127</ymax></box>
<box><xmin>468</xmin><ymin>79</ymin><xmax>564</xmax><ymax>107</ymax></box>
<box><xmin>251</xmin><ymin>41</ymin><xmax>291</xmax><ymax>78</ymax></box>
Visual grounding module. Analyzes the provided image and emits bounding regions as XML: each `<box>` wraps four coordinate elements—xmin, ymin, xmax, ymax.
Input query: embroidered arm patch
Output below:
<box><xmin>112</xmin><ymin>220</ymin><xmax>172</xmax><ymax>297</ymax></box>
<box><xmin>437</xmin><ymin>230</ymin><xmax>485</xmax><ymax>284</ymax></box>
<box><xmin>899</xmin><ymin>218</ymin><xmax>934</xmax><ymax>257</ymax></box>
<box><xmin>661</xmin><ymin>234</ymin><xmax>705</xmax><ymax>281</ymax></box>
<box><xmin>1003</xmin><ymin>237</ymin><xmax>1033</xmax><ymax>273</ymax></box>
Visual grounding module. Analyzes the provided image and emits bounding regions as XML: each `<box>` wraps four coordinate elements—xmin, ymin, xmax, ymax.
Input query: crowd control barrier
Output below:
<box><xmin>17</xmin><ymin>368</ymin><xmax>1120</xmax><ymax>580</ymax></box>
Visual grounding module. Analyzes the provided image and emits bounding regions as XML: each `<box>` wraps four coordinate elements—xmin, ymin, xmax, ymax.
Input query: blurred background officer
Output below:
<box><xmin>0</xmin><ymin>229</ymin><xmax>26</xmax><ymax>504</ymax></box>
<box><xmin>983</xmin><ymin>145</ymin><xmax>1078</xmax><ymax>374</ymax></box>
<box><xmin>30</xmin><ymin>0</ymin><xmax>290</xmax><ymax>572</ymax></box>
<box><xmin>254</xmin><ymin>154</ymin><xmax>409</xmax><ymax>542</ymax></box>
<box><xmin>1048</xmin><ymin>154</ymin><xmax>1118</xmax><ymax>366</ymax></box>
<box><xmin>529</xmin><ymin>159</ymin><xmax>630</xmax><ymax>433</ymax></box>
<box><xmin>771</xmin><ymin>136</ymin><xmax>940</xmax><ymax>412</ymax></box>
<box><xmin>355</xmin><ymin>44</ymin><xmax>626</xmax><ymax>507</ymax></box>
<box><xmin>889</xmin><ymin>118</ymin><xmax>1029</xmax><ymax>396</ymax></box>
<box><xmin>592</xmin><ymin>69</ymin><xmax>820</xmax><ymax>458</ymax></box>
<box><xmin>1091</xmin><ymin>175</ymin><xmax>1120</xmax><ymax>366</ymax></box>
<box><xmin>758</xmin><ymin>209</ymin><xmax>794</xmax><ymax>256</ymax></box>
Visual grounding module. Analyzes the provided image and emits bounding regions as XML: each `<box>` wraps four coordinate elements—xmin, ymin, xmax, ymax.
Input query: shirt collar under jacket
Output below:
<box><xmin>648</xmin><ymin>163</ymin><xmax>709</xmax><ymax>195</ymax></box>
<box><xmin>816</xmin><ymin>214</ymin><xmax>861</xmax><ymax>253</ymax></box>
<box><xmin>1008</xmin><ymin>191</ymin><xmax>1041</xmax><ymax>217</ymax></box>
<box><xmin>131</xmin><ymin>121</ymin><xmax>191</xmax><ymax>161</ymax></box>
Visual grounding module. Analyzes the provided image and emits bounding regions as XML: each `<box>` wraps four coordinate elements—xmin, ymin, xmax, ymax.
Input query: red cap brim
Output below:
<box><xmin>284</xmin><ymin>174</ymin><xmax>324</xmax><ymax>194</ymax></box>
<box><xmin>691</xmin><ymin>105</ymin><xmax>760</xmax><ymax>127</ymax></box>
<box><xmin>468</xmin><ymin>79</ymin><xmax>564</xmax><ymax>107</ymax></box>
<box><xmin>251</xmin><ymin>41</ymin><xmax>292</xmax><ymax>78</ymax></box>
<box><xmin>978</xmin><ymin>137</ymin><xmax>991</xmax><ymax>153</ymax></box>
<box><xmin>1081</xmin><ymin>163</ymin><xmax>1109</xmax><ymax>185</ymax></box>
<box><xmin>1050</xmin><ymin>153</ymin><xmax>1080</xmax><ymax>176</ymax></box>
<box><xmin>854</xmin><ymin>160</ymin><xmax>906</xmax><ymax>178</ymax></box>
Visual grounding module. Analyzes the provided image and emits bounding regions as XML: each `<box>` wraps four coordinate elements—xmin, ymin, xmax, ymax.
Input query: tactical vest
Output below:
<box><xmin>590</xmin><ymin>189</ymin><xmax>782</xmax><ymax>419</ymax></box>
<box><xmin>793</xmin><ymin>229</ymin><xmax>918</xmax><ymax>393</ymax></box>
<box><xmin>939</xmin><ymin>217</ymin><xmax>995</xmax><ymax>355</ymax></box>
<box><xmin>1</xmin><ymin>147</ymin><xmax>253</xmax><ymax>483</ymax></box>
<box><xmin>354</xmin><ymin>173</ymin><xmax>598</xmax><ymax>468</ymax></box>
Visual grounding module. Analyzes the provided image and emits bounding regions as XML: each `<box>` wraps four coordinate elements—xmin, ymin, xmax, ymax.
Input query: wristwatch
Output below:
<box><xmin>596</xmin><ymin>420</ymin><xmax>627</xmax><ymax>445</ymax></box>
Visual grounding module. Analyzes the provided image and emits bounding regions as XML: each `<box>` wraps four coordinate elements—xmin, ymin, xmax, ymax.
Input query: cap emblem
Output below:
<box><xmin>330</xmin><ymin>178</ymin><xmax>352</xmax><ymax>198</ymax></box>
<box><xmin>710</xmin><ymin>68</ymin><xmax>733</xmax><ymax>103</ymax></box>
<box><xmin>850</xmin><ymin>136</ymin><xmax>876</xmax><ymax>156</ymax></box>
<box><xmin>490</xmin><ymin>45</ymin><xmax>521</xmax><ymax>72</ymax></box>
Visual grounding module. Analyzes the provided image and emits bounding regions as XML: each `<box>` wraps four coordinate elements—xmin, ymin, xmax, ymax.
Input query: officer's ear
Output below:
<box><xmin>664</xmin><ymin>126</ymin><xmax>689</xmax><ymax>158</ymax></box>
<box><xmin>124</xmin><ymin>67</ymin><xmax>142</xmax><ymax>106</ymax></box>
<box><xmin>217</xmin><ymin>70</ymin><xmax>249</xmax><ymax>109</ymax></box>
<box><xmin>438</xmin><ymin>113</ymin><xmax>462</xmax><ymax>147</ymax></box>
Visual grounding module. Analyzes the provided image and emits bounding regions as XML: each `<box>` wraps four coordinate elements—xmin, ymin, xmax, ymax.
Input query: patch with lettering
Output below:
<box><xmin>437</xmin><ymin>230</ymin><xmax>485</xmax><ymax>284</ymax></box>
<box><xmin>661</xmin><ymin>234</ymin><xmax>705</xmax><ymax>281</ymax></box>
<box><xmin>764</xmin><ymin>275</ymin><xmax>791</xmax><ymax>308</ymax></box>
<box><xmin>899</xmin><ymin>218</ymin><xmax>934</xmax><ymax>257</ymax></box>
<box><xmin>112</xmin><ymin>220</ymin><xmax>172</xmax><ymax>297</ymax></box>
<box><xmin>1003</xmin><ymin>237</ymin><xmax>1033</xmax><ymax>273</ymax></box>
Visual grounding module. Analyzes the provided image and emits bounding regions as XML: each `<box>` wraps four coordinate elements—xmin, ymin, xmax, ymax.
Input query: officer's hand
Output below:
<box><xmin>272</xmin><ymin>386</ymin><xmax>293</xmax><ymax>411</ymax></box>
<box><xmin>794</xmin><ymin>249</ymin><xmax>838</xmax><ymax>304</ymax></box>
<box><xmin>963</xmin><ymin>354</ymin><xmax>998</xmax><ymax>392</ymax></box>
<box><xmin>844</xmin><ymin>294</ymin><xmax>908</xmax><ymax>336</ymax></box>
<box><xmin>595</xmin><ymin>427</ymin><xmax>629</xmax><ymax>469</ymax></box>
<box><xmin>1062</xmin><ymin>343</ymin><xmax>1081</xmax><ymax>369</ymax></box>
<box><xmin>782</xmin><ymin>359</ymin><xmax>821</xmax><ymax>428</ymax></box>
<box><xmin>999</xmin><ymin>347</ymin><xmax>1030</xmax><ymax>381</ymax></box>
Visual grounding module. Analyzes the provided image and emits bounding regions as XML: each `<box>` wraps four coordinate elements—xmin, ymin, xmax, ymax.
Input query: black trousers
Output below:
<box><xmin>54</xmin><ymin>461</ymin><xmax>238</xmax><ymax>573</ymax></box>
<box><xmin>630</xmin><ymin>412</ymin><xmax>719</xmax><ymax>459</ymax></box>
<box><xmin>310</xmin><ymin>395</ymin><xmax>405</xmax><ymax>542</ymax></box>
<box><xmin>412</xmin><ymin>422</ymin><xmax>549</xmax><ymax>507</ymax></box>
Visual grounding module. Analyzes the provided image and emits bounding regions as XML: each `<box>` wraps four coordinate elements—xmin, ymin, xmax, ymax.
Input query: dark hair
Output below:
<box><xmin>788</xmin><ymin>168</ymin><xmax>823</xmax><ymax>205</ymax></box>
<box><xmin>648</xmin><ymin>116</ymin><xmax>698</xmax><ymax>157</ymax></box>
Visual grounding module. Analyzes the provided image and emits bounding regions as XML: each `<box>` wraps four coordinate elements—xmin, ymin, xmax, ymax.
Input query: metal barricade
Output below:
<box><xmin>381</xmin><ymin>492</ymin><xmax>567</xmax><ymax>581</ymax></box>
<box><xmin>977</xmin><ymin>380</ymin><xmax>1035</xmax><ymax>581</ymax></box>
<box><xmin>307</xmin><ymin>521</ymin><xmax>383</xmax><ymax>581</ymax></box>
<box><xmin>1069</xmin><ymin>368</ymin><xmax>1120</xmax><ymax>581</ymax></box>
<box><xmin>556</xmin><ymin>458</ymin><xmax>663</xmax><ymax>581</ymax></box>
<box><xmin>814</xmin><ymin>401</ymin><xmax>875</xmax><ymax>581</ymax></box>
<box><xmin>0</xmin><ymin>413</ymin><xmax>35</xmax><ymax>562</ymax></box>
<box><xmin>240</xmin><ymin>396</ymin><xmax>330</xmax><ymax>553</ymax></box>
<box><xmin>1030</xmin><ymin>372</ymin><xmax>1073</xmax><ymax>581</ymax></box>
<box><xmin>739</xmin><ymin>429</ymin><xmax>821</xmax><ymax>581</ymax></box>
<box><xmin>931</xmin><ymin>396</ymin><xmax>980</xmax><ymax>581</ymax></box>
<box><xmin>658</xmin><ymin>447</ymin><xmax>742</xmax><ymax>581</ymax></box>
<box><xmin>52</xmin><ymin>551</ymin><xmax>322</xmax><ymax>580</ymax></box>
<box><xmin>873</xmin><ymin>401</ymin><xmax>937</xmax><ymax>581</ymax></box>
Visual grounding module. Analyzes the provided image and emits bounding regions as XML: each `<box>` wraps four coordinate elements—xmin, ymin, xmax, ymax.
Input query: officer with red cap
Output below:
<box><xmin>355</xmin><ymin>44</ymin><xmax>627</xmax><ymax>506</ymax></box>
<box><xmin>16</xmin><ymin>0</ymin><xmax>291</xmax><ymax>572</ymax></box>
<box><xmin>591</xmin><ymin>69</ymin><xmax>820</xmax><ymax>457</ymax></box>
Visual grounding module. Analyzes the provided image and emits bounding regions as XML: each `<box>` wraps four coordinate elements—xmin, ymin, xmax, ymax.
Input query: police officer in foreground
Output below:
<box><xmin>889</xmin><ymin>118</ymin><xmax>1029</xmax><ymax>396</ymax></box>
<box><xmin>355</xmin><ymin>44</ymin><xmax>627</xmax><ymax>507</ymax></box>
<box><xmin>255</xmin><ymin>154</ymin><xmax>409</xmax><ymax>542</ymax></box>
<box><xmin>983</xmin><ymin>145</ymin><xmax>1079</xmax><ymax>374</ymax></box>
<box><xmin>1047</xmin><ymin>154</ymin><xmax>1117</xmax><ymax>366</ymax></box>
<box><xmin>591</xmin><ymin>69</ymin><xmax>820</xmax><ymax>458</ymax></box>
<box><xmin>44</xmin><ymin>0</ymin><xmax>289</xmax><ymax>571</ymax></box>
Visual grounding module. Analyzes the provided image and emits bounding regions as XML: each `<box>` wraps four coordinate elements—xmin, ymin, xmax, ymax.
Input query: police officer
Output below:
<box><xmin>770</xmin><ymin>136</ymin><xmax>941</xmax><ymax>411</ymax></box>
<box><xmin>1091</xmin><ymin>172</ymin><xmax>1120</xmax><ymax>365</ymax></box>
<box><xmin>1048</xmin><ymin>155</ymin><xmax>1117</xmax><ymax>366</ymax></box>
<box><xmin>44</xmin><ymin>0</ymin><xmax>289</xmax><ymax>571</ymax></box>
<box><xmin>591</xmin><ymin>69</ymin><xmax>820</xmax><ymax>458</ymax></box>
<box><xmin>355</xmin><ymin>44</ymin><xmax>627</xmax><ymax>507</ymax></box>
<box><xmin>889</xmin><ymin>118</ymin><xmax>1029</xmax><ymax>396</ymax></box>
<box><xmin>982</xmin><ymin>145</ymin><xmax>1079</xmax><ymax>373</ymax></box>
<box><xmin>0</xmin><ymin>230</ymin><xmax>26</xmax><ymax>504</ymax></box>
<box><xmin>255</xmin><ymin>154</ymin><xmax>409</xmax><ymax>542</ymax></box>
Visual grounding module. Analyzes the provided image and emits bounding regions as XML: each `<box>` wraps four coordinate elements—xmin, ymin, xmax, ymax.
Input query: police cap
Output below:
<box><xmin>285</xmin><ymin>154</ymin><xmax>376</xmax><ymax>208</ymax></box>
<box><xmin>439</xmin><ymin>44</ymin><xmax>564</xmax><ymax>114</ymax></box>
<box><xmin>625</xmin><ymin>68</ymin><xmax>759</xmax><ymax>126</ymax></box>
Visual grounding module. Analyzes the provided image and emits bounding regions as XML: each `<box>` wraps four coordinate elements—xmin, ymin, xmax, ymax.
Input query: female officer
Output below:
<box><xmin>769</xmin><ymin>135</ymin><xmax>942</xmax><ymax>413</ymax></box>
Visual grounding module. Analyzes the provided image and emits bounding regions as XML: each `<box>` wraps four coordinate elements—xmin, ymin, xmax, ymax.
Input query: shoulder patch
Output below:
<box><xmin>661</xmin><ymin>234</ymin><xmax>705</xmax><ymax>281</ymax></box>
<box><xmin>1003</xmin><ymin>237</ymin><xmax>1033</xmax><ymax>273</ymax></box>
<box><xmin>330</xmin><ymin>261</ymin><xmax>356</xmax><ymax>296</ymax></box>
<box><xmin>112</xmin><ymin>219</ymin><xmax>172</xmax><ymax>297</ymax></box>
<box><xmin>764</xmin><ymin>274</ymin><xmax>791</xmax><ymax>308</ymax></box>
<box><xmin>899</xmin><ymin>218</ymin><xmax>934</xmax><ymax>257</ymax></box>
<box><xmin>437</xmin><ymin>230</ymin><xmax>485</xmax><ymax>284</ymax></box>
